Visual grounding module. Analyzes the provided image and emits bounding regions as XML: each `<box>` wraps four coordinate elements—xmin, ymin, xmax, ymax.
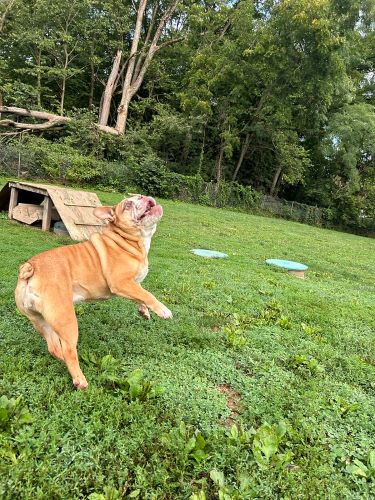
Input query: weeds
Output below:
<box><xmin>0</xmin><ymin>395</ymin><xmax>33</xmax><ymax>465</ymax></box>
<box><xmin>161</xmin><ymin>421</ymin><xmax>210</xmax><ymax>468</ymax></box>
<box><xmin>223</xmin><ymin>301</ymin><xmax>293</xmax><ymax>348</ymax></box>
<box><xmin>287</xmin><ymin>354</ymin><xmax>325</xmax><ymax>376</ymax></box>
<box><xmin>209</xmin><ymin>469</ymin><xmax>254</xmax><ymax>499</ymax></box>
<box><xmin>81</xmin><ymin>352</ymin><xmax>164</xmax><ymax>401</ymax></box>
<box><xmin>346</xmin><ymin>451</ymin><xmax>375</xmax><ymax>480</ymax></box>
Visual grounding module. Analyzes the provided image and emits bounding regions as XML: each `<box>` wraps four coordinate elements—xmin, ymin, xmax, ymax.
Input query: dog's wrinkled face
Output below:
<box><xmin>94</xmin><ymin>194</ymin><xmax>163</xmax><ymax>232</ymax></box>
<box><xmin>122</xmin><ymin>194</ymin><xmax>163</xmax><ymax>227</ymax></box>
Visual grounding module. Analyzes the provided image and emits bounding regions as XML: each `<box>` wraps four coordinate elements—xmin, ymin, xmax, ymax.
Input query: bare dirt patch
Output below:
<box><xmin>210</xmin><ymin>325</ymin><xmax>220</xmax><ymax>332</ymax></box>
<box><xmin>216</xmin><ymin>383</ymin><xmax>241</xmax><ymax>427</ymax></box>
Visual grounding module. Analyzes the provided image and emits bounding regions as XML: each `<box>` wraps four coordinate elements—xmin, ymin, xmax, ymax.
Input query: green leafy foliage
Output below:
<box><xmin>250</xmin><ymin>421</ymin><xmax>293</xmax><ymax>470</ymax></box>
<box><xmin>210</xmin><ymin>469</ymin><xmax>254</xmax><ymax>500</ymax></box>
<box><xmin>222</xmin><ymin>301</ymin><xmax>293</xmax><ymax>347</ymax></box>
<box><xmin>223</xmin><ymin>314</ymin><xmax>248</xmax><ymax>348</ymax></box>
<box><xmin>0</xmin><ymin>395</ymin><xmax>32</xmax><ymax>432</ymax></box>
<box><xmin>287</xmin><ymin>355</ymin><xmax>325</xmax><ymax>376</ymax></box>
<box><xmin>346</xmin><ymin>450</ymin><xmax>375</xmax><ymax>480</ymax></box>
<box><xmin>81</xmin><ymin>352</ymin><xmax>164</xmax><ymax>401</ymax></box>
<box><xmin>0</xmin><ymin>395</ymin><xmax>33</xmax><ymax>466</ymax></box>
<box><xmin>88</xmin><ymin>485</ymin><xmax>121</xmax><ymax>500</ymax></box>
<box><xmin>161</xmin><ymin>421</ymin><xmax>210</xmax><ymax>467</ymax></box>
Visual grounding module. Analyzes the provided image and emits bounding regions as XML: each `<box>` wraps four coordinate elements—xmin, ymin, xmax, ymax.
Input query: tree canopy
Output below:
<box><xmin>0</xmin><ymin>0</ymin><xmax>374</xmax><ymax>229</ymax></box>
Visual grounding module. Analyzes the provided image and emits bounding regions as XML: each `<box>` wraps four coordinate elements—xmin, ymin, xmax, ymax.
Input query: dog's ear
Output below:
<box><xmin>93</xmin><ymin>206</ymin><xmax>115</xmax><ymax>222</ymax></box>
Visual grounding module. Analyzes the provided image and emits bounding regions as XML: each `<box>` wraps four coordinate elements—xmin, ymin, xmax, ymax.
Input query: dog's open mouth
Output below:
<box><xmin>138</xmin><ymin>197</ymin><xmax>160</xmax><ymax>221</ymax></box>
<box><xmin>139</xmin><ymin>198</ymin><xmax>155</xmax><ymax>219</ymax></box>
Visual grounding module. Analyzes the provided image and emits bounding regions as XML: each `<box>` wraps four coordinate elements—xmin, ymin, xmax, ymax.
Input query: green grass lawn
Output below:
<box><xmin>1</xmin><ymin>181</ymin><xmax>375</xmax><ymax>499</ymax></box>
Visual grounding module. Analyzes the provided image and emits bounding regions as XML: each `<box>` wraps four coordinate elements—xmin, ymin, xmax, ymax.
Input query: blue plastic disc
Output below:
<box><xmin>266</xmin><ymin>259</ymin><xmax>308</xmax><ymax>271</ymax></box>
<box><xmin>192</xmin><ymin>249</ymin><xmax>228</xmax><ymax>258</ymax></box>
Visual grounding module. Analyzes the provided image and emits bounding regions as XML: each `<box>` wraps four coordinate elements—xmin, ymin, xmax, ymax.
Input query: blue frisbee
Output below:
<box><xmin>192</xmin><ymin>249</ymin><xmax>228</xmax><ymax>258</ymax></box>
<box><xmin>266</xmin><ymin>259</ymin><xmax>308</xmax><ymax>271</ymax></box>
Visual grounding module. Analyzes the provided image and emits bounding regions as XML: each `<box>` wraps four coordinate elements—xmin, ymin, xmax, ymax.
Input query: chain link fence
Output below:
<box><xmin>259</xmin><ymin>195</ymin><xmax>327</xmax><ymax>226</ymax></box>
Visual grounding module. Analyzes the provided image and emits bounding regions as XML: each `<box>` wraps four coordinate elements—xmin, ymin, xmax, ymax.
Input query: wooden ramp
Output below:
<box><xmin>0</xmin><ymin>181</ymin><xmax>104</xmax><ymax>240</ymax></box>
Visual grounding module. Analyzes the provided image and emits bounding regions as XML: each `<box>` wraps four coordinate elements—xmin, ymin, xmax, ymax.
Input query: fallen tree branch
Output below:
<box><xmin>0</xmin><ymin>106</ymin><xmax>71</xmax><ymax>131</ymax></box>
<box><xmin>0</xmin><ymin>106</ymin><xmax>71</xmax><ymax>122</ymax></box>
<box><xmin>0</xmin><ymin>118</ymin><xmax>69</xmax><ymax>130</ymax></box>
<box><xmin>0</xmin><ymin>105</ymin><xmax>121</xmax><ymax>135</ymax></box>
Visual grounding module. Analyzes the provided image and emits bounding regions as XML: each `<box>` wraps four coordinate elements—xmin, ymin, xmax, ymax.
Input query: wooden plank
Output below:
<box><xmin>47</xmin><ymin>188</ymin><xmax>103</xmax><ymax>240</ymax></box>
<box><xmin>64</xmin><ymin>203</ymin><xmax>98</xmax><ymax>208</ymax></box>
<box><xmin>42</xmin><ymin>196</ymin><xmax>52</xmax><ymax>231</ymax></box>
<box><xmin>8</xmin><ymin>187</ymin><xmax>18</xmax><ymax>219</ymax></box>
<box><xmin>76</xmin><ymin>225</ymin><xmax>104</xmax><ymax>240</ymax></box>
<box><xmin>12</xmin><ymin>204</ymin><xmax>43</xmax><ymax>224</ymax></box>
<box><xmin>71</xmin><ymin>205</ymin><xmax>103</xmax><ymax>225</ymax></box>
<box><xmin>14</xmin><ymin>203</ymin><xmax>60</xmax><ymax>221</ymax></box>
<box><xmin>9</xmin><ymin>182</ymin><xmax>48</xmax><ymax>196</ymax></box>
<box><xmin>75</xmin><ymin>221</ymin><xmax>103</xmax><ymax>226</ymax></box>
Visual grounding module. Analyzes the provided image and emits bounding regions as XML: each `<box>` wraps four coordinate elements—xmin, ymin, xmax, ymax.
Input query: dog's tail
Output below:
<box><xmin>18</xmin><ymin>262</ymin><xmax>34</xmax><ymax>280</ymax></box>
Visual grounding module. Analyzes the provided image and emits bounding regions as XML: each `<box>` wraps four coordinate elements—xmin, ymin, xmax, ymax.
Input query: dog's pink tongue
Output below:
<box><xmin>149</xmin><ymin>204</ymin><xmax>163</xmax><ymax>218</ymax></box>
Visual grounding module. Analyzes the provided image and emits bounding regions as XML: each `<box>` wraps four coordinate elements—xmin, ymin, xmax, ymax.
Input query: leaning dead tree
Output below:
<box><xmin>100</xmin><ymin>0</ymin><xmax>183</xmax><ymax>135</ymax></box>
<box><xmin>0</xmin><ymin>0</ymin><xmax>184</xmax><ymax>137</ymax></box>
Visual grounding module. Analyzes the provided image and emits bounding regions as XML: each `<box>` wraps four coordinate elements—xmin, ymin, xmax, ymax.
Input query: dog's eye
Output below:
<box><xmin>123</xmin><ymin>200</ymin><xmax>133</xmax><ymax>210</ymax></box>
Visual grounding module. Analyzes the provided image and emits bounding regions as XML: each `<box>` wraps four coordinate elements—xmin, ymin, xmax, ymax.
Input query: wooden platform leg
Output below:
<box><xmin>42</xmin><ymin>196</ymin><xmax>52</xmax><ymax>231</ymax></box>
<box><xmin>288</xmin><ymin>270</ymin><xmax>305</xmax><ymax>279</ymax></box>
<box><xmin>8</xmin><ymin>187</ymin><xmax>18</xmax><ymax>219</ymax></box>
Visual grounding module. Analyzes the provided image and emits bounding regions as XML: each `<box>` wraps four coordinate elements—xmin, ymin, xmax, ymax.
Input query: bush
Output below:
<box><xmin>0</xmin><ymin>137</ymin><xmax>105</xmax><ymax>184</ymax></box>
<box><xmin>130</xmin><ymin>160</ymin><xmax>175</xmax><ymax>198</ymax></box>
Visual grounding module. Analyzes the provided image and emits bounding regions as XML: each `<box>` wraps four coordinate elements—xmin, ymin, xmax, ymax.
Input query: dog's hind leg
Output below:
<box><xmin>43</xmin><ymin>303</ymin><xmax>88</xmax><ymax>390</ymax></box>
<box><xmin>29</xmin><ymin>314</ymin><xmax>64</xmax><ymax>362</ymax></box>
<box><xmin>15</xmin><ymin>276</ymin><xmax>65</xmax><ymax>361</ymax></box>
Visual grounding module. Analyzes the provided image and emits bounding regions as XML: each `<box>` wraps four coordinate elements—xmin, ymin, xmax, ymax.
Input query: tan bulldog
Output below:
<box><xmin>15</xmin><ymin>195</ymin><xmax>172</xmax><ymax>390</ymax></box>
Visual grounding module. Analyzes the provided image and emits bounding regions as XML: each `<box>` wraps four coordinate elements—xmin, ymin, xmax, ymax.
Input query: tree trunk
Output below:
<box><xmin>116</xmin><ymin>0</ymin><xmax>148</xmax><ymax>134</ymax></box>
<box><xmin>180</xmin><ymin>130</ymin><xmax>192</xmax><ymax>164</ymax></box>
<box><xmin>232</xmin><ymin>90</ymin><xmax>271</xmax><ymax>181</ymax></box>
<box><xmin>232</xmin><ymin>133</ymin><xmax>251</xmax><ymax>181</ymax></box>
<box><xmin>0</xmin><ymin>106</ymin><xmax>71</xmax><ymax>130</ymax></box>
<box><xmin>89</xmin><ymin>58</ymin><xmax>95</xmax><ymax>109</ymax></box>
<box><xmin>0</xmin><ymin>0</ymin><xmax>16</xmax><ymax>117</ymax></box>
<box><xmin>215</xmin><ymin>141</ymin><xmax>225</xmax><ymax>197</ymax></box>
<box><xmin>35</xmin><ymin>48</ymin><xmax>42</xmax><ymax>107</ymax></box>
<box><xmin>270</xmin><ymin>166</ymin><xmax>283</xmax><ymax>196</ymax></box>
<box><xmin>59</xmin><ymin>44</ymin><xmax>69</xmax><ymax>115</ymax></box>
<box><xmin>99</xmin><ymin>49</ymin><xmax>122</xmax><ymax>126</ymax></box>
<box><xmin>132</xmin><ymin>2</ymin><xmax>159</xmax><ymax>85</ymax></box>
<box><xmin>197</xmin><ymin>125</ymin><xmax>206</xmax><ymax>176</ymax></box>
<box><xmin>116</xmin><ymin>0</ymin><xmax>181</xmax><ymax>134</ymax></box>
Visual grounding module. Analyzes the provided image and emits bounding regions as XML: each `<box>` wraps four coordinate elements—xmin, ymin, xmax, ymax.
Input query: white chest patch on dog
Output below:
<box><xmin>135</xmin><ymin>266</ymin><xmax>148</xmax><ymax>283</ymax></box>
<box><xmin>73</xmin><ymin>293</ymin><xmax>86</xmax><ymax>303</ymax></box>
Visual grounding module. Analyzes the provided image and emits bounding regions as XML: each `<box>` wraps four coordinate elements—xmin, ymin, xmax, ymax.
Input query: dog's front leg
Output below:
<box><xmin>111</xmin><ymin>282</ymin><xmax>172</xmax><ymax>319</ymax></box>
<box><xmin>138</xmin><ymin>303</ymin><xmax>151</xmax><ymax>320</ymax></box>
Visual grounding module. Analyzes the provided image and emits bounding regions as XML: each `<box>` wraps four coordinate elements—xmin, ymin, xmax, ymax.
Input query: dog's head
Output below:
<box><xmin>93</xmin><ymin>194</ymin><xmax>163</xmax><ymax>234</ymax></box>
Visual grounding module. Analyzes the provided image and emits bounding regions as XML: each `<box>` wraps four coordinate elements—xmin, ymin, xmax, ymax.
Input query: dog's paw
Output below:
<box><xmin>156</xmin><ymin>304</ymin><xmax>173</xmax><ymax>319</ymax></box>
<box><xmin>138</xmin><ymin>304</ymin><xmax>151</xmax><ymax>320</ymax></box>
<box><xmin>73</xmin><ymin>376</ymin><xmax>88</xmax><ymax>391</ymax></box>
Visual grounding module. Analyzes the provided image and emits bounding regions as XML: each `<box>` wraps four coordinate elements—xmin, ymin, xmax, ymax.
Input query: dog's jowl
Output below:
<box><xmin>15</xmin><ymin>195</ymin><xmax>172</xmax><ymax>390</ymax></box>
